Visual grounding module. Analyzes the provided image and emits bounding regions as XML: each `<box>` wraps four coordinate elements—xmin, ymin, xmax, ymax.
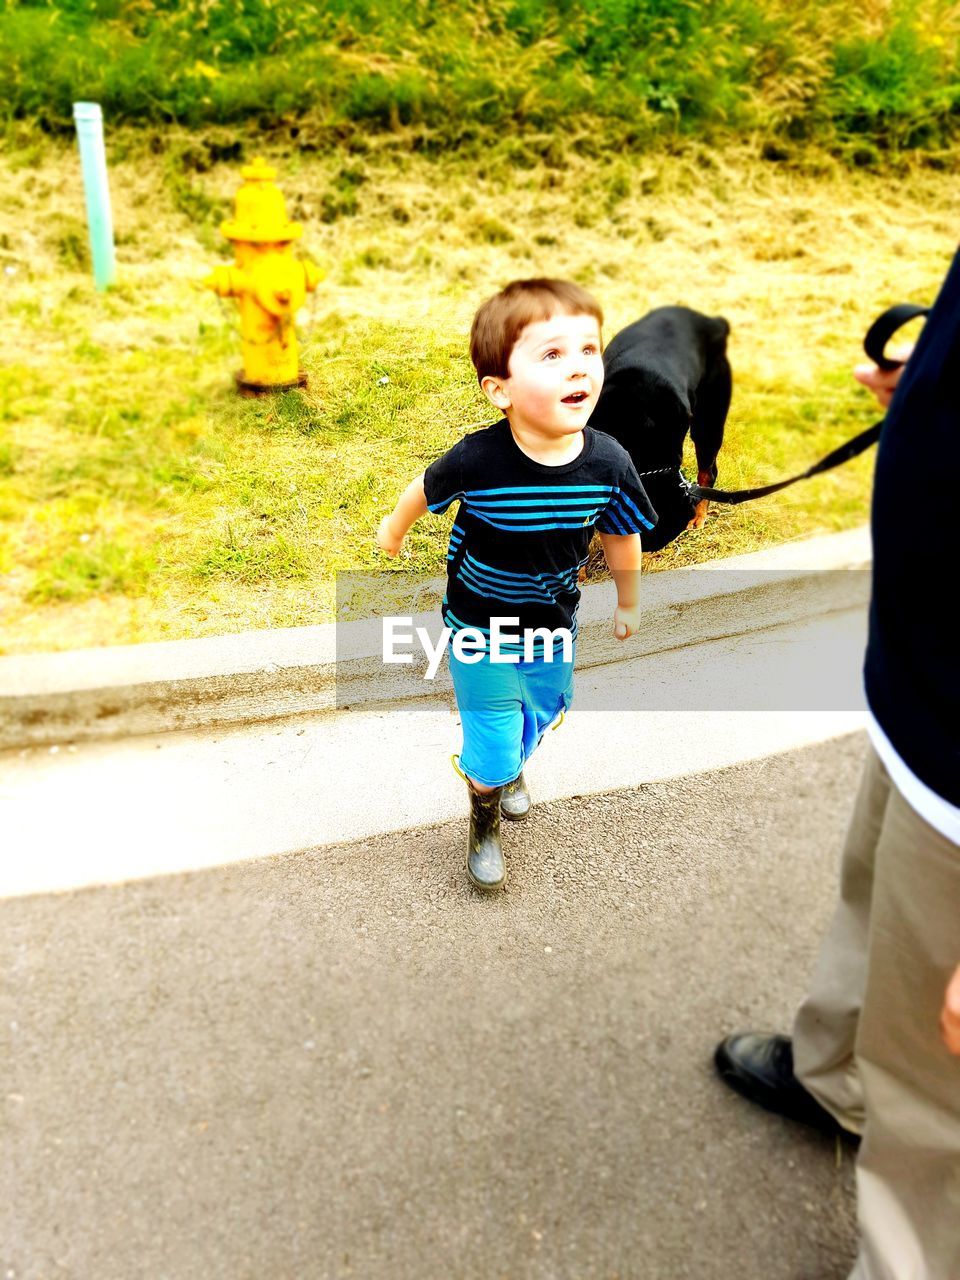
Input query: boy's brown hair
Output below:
<box><xmin>469</xmin><ymin>278</ymin><xmax>603</xmax><ymax>383</ymax></box>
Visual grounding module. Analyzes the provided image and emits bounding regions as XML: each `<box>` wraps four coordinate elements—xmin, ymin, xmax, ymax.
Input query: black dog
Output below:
<box><xmin>589</xmin><ymin>306</ymin><xmax>732</xmax><ymax>551</ymax></box>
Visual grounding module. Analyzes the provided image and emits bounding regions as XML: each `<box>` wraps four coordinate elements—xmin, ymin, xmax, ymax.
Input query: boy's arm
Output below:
<box><xmin>377</xmin><ymin>472</ymin><xmax>428</xmax><ymax>558</ymax></box>
<box><xmin>597</xmin><ymin>531</ymin><xmax>643</xmax><ymax>639</ymax></box>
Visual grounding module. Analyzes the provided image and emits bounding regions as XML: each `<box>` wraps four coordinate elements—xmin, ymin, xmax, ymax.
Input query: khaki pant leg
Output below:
<box><xmin>847</xmin><ymin>777</ymin><xmax>960</xmax><ymax>1280</ymax></box>
<box><xmin>792</xmin><ymin>746</ymin><xmax>892</xmax><ymax>1133</ymax></box>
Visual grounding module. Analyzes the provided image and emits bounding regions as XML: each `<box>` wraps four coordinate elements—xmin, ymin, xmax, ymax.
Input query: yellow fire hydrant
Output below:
<box><xmin>204</xmin><ymin>157</ymin><xmax>324</xmax><ymax>395</ymax></box>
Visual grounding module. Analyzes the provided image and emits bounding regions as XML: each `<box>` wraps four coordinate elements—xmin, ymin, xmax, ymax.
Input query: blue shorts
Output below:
<box><xmin>449</xmin><ymin>645</ymin><xmax>575</xmax><ymax>788</ymax></box>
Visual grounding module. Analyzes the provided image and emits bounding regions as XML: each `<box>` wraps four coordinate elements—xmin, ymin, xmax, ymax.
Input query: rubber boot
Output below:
<box><xmin>500</xmin><ymin>770</ymin><xmax>531</xmax><ymax>821</ymax></box>
<box><xmin>467</xmin><ymin>782</ymin><xmax>506</xmax><ymax>891</ymax></box>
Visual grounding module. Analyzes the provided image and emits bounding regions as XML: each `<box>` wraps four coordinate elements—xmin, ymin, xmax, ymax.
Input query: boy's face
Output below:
<box><xmin>482</xmin><ymin>312</ymin><xmax>604</xmax><ymax>437</ymax></box>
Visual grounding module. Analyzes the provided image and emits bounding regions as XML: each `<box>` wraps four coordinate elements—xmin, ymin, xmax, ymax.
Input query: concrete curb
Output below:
<box><xmin>0</xmin><ymin>527</ymin><xmax>871</xmax><ymax>750</ymax></box>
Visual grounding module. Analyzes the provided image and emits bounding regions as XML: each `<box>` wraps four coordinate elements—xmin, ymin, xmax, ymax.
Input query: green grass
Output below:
<box><xmin>0</xmin><ymin>127</ymin><xmax>954</xmax><ymax>653</ymax></box>
<box><xmin>29</xmin><ymin>537</ymin><xmax>155</xmax><ymax>603</ymax></box>
<box><xmin>3</xmin><ymin>0</ymin><xmax>960</xmax><ymax>154</ymax></box>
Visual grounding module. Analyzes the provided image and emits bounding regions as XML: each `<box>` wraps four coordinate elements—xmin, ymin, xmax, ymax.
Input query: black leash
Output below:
<box><xmin>659</xmin><ymin>303</ymin><xmax>930</xmax><ymax>508</ymax></box>
<box><xmin>686</xmin><ymin>420</ymin><xmax>885</xmax><ymax>506</ymax></box>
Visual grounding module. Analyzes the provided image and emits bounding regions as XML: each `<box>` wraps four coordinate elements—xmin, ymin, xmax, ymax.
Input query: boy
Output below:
<box><xmin>377</xmin><ymin>279</ymin><xmax>657</xmax><ymax>891</ymax></box>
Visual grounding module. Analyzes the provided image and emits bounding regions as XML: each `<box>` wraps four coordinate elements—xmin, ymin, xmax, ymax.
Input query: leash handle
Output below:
<box><xmin>863</xmin><ymin>302</ymin><xmax>929</xmax><ymax>371</ymax></box>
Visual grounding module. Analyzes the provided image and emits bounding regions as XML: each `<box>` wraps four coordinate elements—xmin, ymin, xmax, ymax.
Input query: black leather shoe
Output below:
<box><xmin>466</xmin><ymin>784</ymin><xmax>506</xmax><ymax>891</ymax></box>
<box><xmin>500</xmin><ymin>770</ymin><xmax>530</xmax><ymax>821</ymax></box>
<box><xmin>714</xmin><ymin>1033</ymin><xmax>858</xmax><ymax>1141</ymax></box>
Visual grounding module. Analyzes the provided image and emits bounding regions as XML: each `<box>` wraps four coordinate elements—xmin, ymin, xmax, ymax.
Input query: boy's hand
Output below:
<box><xmin>613</xmin><ymin>603</ymin><xmax>642</xmax><ymax>640</ymax></box>
<box><xmin>376</xmin><ymin>515</ymin><xmax>405</xmax><ymax>558</ymax></box>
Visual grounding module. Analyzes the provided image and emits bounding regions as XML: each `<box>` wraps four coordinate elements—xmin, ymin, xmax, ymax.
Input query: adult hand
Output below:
<box><xmin>853</xmin><ymin>343</ymin><xmax>913</xmax><ymax>408</ymax></box>
<box><xmin>941</xmin><ymin>964</ymin><xmax>960</xmax><ymax>1055</ymax></box>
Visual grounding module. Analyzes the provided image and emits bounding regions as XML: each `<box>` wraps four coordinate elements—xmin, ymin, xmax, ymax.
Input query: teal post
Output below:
<box><xmin>72</xmin><ymin>102</ymin><xmax>116</xmax><ymax>290</ymax></box>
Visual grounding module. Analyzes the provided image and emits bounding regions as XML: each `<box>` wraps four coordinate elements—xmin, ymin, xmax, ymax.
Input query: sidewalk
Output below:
<box><xmin>1</xmin><ymin>532</ymin><xmax>871</xmax><ymax>1277</ymax></box>
<box><xmin>2</xmin><ymin>735</ymin><xmax>863</xmax><ymax>1280</ymax></box>
<box><xmin>1</xmin><ymin>603</ymin><xmax>868</xmax><ymax>898</ymax></box>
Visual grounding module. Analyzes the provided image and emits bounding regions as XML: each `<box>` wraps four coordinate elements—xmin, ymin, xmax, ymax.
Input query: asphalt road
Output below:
<box><xmin>2</xmin><ymin>735</ymin><xmax>866</xmax><ymax>1280</ymax></box>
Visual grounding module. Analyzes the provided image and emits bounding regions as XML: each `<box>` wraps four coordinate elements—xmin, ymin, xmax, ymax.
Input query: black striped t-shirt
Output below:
<box><xmin>423</xmin><ymin>420</ymin><xmax>657</xmax><ymax>653</ymax></box>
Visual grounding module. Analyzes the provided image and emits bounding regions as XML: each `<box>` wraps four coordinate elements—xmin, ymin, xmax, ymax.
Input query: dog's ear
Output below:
<box><xmin>709</xmin><ymin>316</ymin><xmax>731</xmax><ymax>348</ymax></box>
